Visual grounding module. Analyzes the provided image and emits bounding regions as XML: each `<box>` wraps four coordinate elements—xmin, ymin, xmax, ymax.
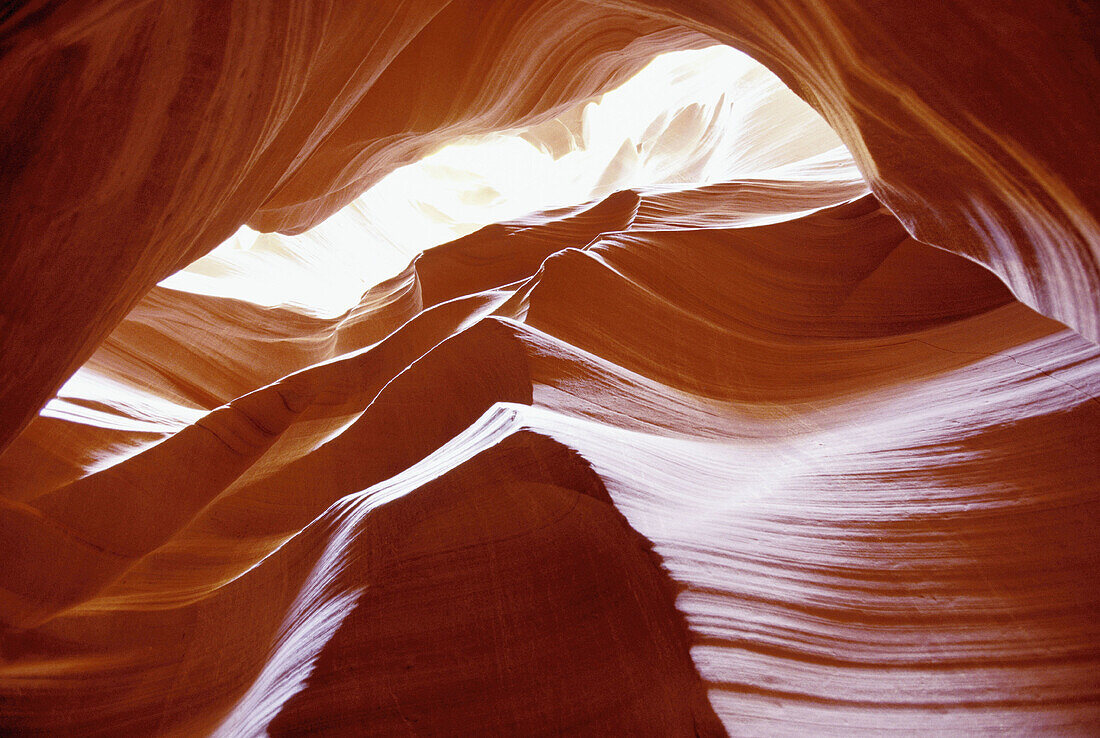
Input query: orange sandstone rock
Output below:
<box><xmin>1</xmin><ymin>2</ymin><xmax>1098</xmax><ymax>735</ymax></box>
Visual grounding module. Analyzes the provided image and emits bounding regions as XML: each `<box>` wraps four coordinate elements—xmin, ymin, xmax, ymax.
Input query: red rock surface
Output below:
<box><xmin>1</xmin><ymin>1</ymin><xmax>1098</xmax><ymax>735</ymax></box>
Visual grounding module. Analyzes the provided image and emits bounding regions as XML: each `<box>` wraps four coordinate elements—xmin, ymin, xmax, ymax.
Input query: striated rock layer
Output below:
<box><xmin>1</xmin><ymin>0</ymin><xmax>1097</xmax><ymax>450</ymax></box>
<box><xmin>1</xmin><ymin>1</ymin><xmax>1099</xmax><ymax>736</ymax></box>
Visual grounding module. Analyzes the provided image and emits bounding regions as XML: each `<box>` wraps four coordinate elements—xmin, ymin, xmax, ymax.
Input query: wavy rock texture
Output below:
<box><xmin>2</xmin><ymin>0</ymin><xmax>1098</xmax><ymax>449</ymax></box>
<box><xmin>1</xmin><ymin>1</ymin><xmax>1099</xmax><ymax>736</ymax></box>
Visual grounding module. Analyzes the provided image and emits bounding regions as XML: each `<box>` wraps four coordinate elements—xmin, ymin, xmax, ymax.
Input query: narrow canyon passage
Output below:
<box><xmin>1</xmin><ymin>2</ymin><xmax>1098</xmax><ymax>736</ymax></box>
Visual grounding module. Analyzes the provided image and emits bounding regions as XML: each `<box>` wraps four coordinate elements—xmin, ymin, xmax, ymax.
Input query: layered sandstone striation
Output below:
<box><xmin>1</xmin><ymin>1</ymin><xmax>1098</xmax><ymax>735</ymax></box>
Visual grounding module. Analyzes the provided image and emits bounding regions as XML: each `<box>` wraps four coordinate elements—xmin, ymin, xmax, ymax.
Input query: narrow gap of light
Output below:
<box><xmin>160</xmin><ymin>45</ymin><xmax>857</xmax><ymax>316</ymax></box>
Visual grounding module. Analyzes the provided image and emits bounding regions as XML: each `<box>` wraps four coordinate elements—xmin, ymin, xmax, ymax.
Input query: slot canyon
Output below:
<box><xmin>1</xmin><ymin>1</ymin><xmax>1098</xmax><ymax>735</ymax></box>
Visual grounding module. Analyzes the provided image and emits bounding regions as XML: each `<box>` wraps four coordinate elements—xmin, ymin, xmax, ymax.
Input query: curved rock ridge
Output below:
<box><xmin>0</xmin><ymin>173</ymin><xmax>864</xmax><ymax>501</ymax></box>
<box><xmin>1</xmin><ymin>0</ymin><xmax>1097</xmax><ymax>450</ymax></box>
<box><xmin>1</xmin><ymin>2</ymin><xmax>1098</xmax><ymax>735</ymax></box>
<box><xmin>0</xmin><ymin>0</ymin><xmax>708</xmax><ymax>448</ymax></box>
<box><xmin>3</xmin><ymin>179</ymin><xmax>1099</xmax><ymax>734</ymax></box>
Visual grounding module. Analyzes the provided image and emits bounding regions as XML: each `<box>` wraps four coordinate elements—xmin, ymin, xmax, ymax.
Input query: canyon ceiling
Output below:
<box><xmin>1</xmin><ymin>1</ymin><xmax>1098</xmax><ymax>736</ymax></box>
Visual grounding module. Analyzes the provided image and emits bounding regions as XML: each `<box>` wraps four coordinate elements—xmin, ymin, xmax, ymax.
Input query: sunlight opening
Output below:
<box><xmin>161</xmin><ymin>45</ymin><xmax>859</xmax><ymax>316</ymax></box>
